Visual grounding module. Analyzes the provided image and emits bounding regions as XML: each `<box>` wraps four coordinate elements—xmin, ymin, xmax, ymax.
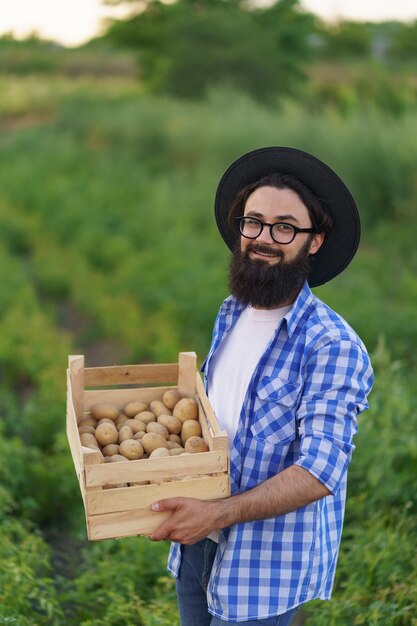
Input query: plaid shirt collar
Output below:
<box><xmin>217</xmin><ymin>280</ymin><xmax>314</xmax><ymax>339</ymax></box>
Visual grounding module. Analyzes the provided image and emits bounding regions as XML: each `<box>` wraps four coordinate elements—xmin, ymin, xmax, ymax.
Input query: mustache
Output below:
<box><xmin>244</xmin><ymin>243</ymin><xmax>284</xmax><ymax>258</ymax></box>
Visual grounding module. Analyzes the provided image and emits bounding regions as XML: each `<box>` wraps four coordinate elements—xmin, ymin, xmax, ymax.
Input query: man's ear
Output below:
<box><xmin>309</xmin><ymin>233</ymin><xmax>325</xmax><ymax>256</ymax></box>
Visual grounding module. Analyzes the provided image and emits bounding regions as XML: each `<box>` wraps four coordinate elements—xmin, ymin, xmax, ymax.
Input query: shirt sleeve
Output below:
<box><xmin>294</xmin><ymin>337</ymin><xmax>374</xmax><ymax>495</ymax></box>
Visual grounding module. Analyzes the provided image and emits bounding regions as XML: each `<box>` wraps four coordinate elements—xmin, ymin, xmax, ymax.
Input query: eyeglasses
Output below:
<box><xmin>235</xmin><ymin>216</ymin><xmax>318</xmax><ymax>245</ymax></box>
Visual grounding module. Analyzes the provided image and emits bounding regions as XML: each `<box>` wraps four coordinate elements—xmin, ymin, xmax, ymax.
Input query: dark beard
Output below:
<box><xmin>229</xmin><ymin>240</ymin><xmax>313</xmax><ymax>308</ymax></box>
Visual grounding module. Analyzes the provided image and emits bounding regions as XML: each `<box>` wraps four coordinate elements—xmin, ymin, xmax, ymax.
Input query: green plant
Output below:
<box><xmin>303</xmin><ymin>509</ymin><xmax>417</xmax><ymax>625</ymax></box>
<box><xmin>0</xmin><ymin>64</ymin><xmax>417</xmax><ymax>626</ymax></box>
<box><xmin>64</xmin><ymin>538</ymin><xmax>171</xmax><ymax>625</ymax></box>
<box><xmin>0</xmin><ymin>518</ymin><xmax>63</xmax><ymax>625</ymax></box>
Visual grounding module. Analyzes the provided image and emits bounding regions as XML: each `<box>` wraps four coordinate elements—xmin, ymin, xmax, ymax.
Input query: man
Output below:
<box><xmin>150</xmin><ymin>147</ymin><xmax>374</xmax><ymax>625</ymax></box>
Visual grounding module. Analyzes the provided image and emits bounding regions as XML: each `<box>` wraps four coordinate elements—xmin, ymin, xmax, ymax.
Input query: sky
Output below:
<box><xmin>1</xmin><ymin>0</ymin><xmax>417</xmax><ymax>47</ymax></box>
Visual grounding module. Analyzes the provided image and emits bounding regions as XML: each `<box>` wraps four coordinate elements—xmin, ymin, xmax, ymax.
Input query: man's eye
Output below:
<box><xmin>275</xmin><ymin>223</ymin><xmax>293</xmax><ymax>232</ymax></box>
<box><xmin>244</xmin><ymin>219</ymin><xmax>260</xmax><ymax>226</ymax></box>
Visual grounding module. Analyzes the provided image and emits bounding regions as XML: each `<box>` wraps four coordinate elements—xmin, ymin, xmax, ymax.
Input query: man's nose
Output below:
<box><xmin>256</xmin><ymin>224</ymin><xmax>274</xmax><ymax>244</ymax></box>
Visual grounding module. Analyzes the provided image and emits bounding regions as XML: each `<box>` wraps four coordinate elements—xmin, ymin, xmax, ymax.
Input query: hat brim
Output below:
<box><xmin>214</xmin><ymin>146</ymin><xmax>361</xmax><ymax>287</ymax></box>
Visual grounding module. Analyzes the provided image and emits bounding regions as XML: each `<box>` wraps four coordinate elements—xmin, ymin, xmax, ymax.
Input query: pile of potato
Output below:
<box><xmin>78</xmin><ymin>388</ymin><xmax>209</xmax><ymax>463</ymax></box>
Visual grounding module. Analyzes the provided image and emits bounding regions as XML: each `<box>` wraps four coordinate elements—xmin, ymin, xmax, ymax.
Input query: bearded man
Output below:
<box><xmin>150</xmin><ymin>147</ymin><xmax>374</xmax><ymax>626</ymax></box>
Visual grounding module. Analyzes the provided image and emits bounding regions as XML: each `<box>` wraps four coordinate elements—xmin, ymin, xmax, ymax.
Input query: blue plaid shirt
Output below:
<box><xmin>168</xmin><ymin>282</ymin><xmax>373</xmax><ymax>622</ymax></box>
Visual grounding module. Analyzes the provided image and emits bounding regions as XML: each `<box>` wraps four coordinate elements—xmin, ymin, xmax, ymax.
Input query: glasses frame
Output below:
<box><xmin>235</xmin><ymin>216</ymin><xmax>318</xmax><ymax>245</ymax></box>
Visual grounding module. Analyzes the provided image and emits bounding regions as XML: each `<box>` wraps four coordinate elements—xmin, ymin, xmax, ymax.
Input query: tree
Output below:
<box><xmin>317</xmin><ymin>20</ymin><xmax>371</xmax><ymax>58</ymax></box>
<box><xmin>389</xmin><ymin>20</ymin><xmax>417</xmax><ymax>60</ymax></box>
<box><xmin>104</xmin><ymin>0</ymin><xmax>317</xmax><ymax>102</ymax></box>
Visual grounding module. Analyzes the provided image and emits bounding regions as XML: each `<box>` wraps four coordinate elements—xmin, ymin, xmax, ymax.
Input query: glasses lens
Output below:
<box><xmin>271</xmin><ymin>223</ymin><xmax>295</xmax><ymax>243</ymax></box>
<box><xmin>240</xmin><ymin>217</ymin><xmax>262</xmax><ymax>239</ymax></box>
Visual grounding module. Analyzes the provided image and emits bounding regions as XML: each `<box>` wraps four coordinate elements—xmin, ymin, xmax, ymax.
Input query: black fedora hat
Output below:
<box><xmin>214</xmin><ymin>146</ymin><xmax>361</xmax><ymax>287</ymax></box>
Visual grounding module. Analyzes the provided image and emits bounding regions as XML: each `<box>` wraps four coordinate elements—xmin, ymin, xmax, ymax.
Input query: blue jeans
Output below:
<box><xmin>176</xmin><ymin>539</ymin><xmax>299</xmax><ymax>626</ymax></box>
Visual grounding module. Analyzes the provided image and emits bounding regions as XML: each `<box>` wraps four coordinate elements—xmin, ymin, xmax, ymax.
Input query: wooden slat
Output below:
<box><xmin>178</xmin><ymin>352</ymin><xmax>197</xmax><ymax>396</ymax></box>
<box><xmin>66</xmin><ymin>372</ymin><xmax>83</xmax><ymax>482</ymax></box>
<box><xmin>198</xmin><ymin>395</ymin><xmax>214</xmax><ymax>450</ymax></box>
<box><xmin>86</xmin><ymin>474</ymin><xmax>230</xmax><ymax>516</ymax></box>
<box><xmin>88</xmin><ymin>508</ymin><xmax>172</xmax><ymax>540</ymax></box>
<box><xmin>68</xmin><ymin>355</ymin><xmax>85</xmax><ymax>423</ymax></box>
<box><xmin>196</xmin><ymin>375</ymin><xmax>228</xmax><ymax>454</ymax></box>
<box><xmin>83</xmin><ymin>386</ymin><xmax>170</xmax><ymax>410</ymax></box>
<box><xmin>211</xmin><ymin>432</ymin><xmax>228</xmax><ymax>455</ymax></box>
<box><xmin>84</xmin><ymin>363</ymin><xmax>179</xmax><ymax>387</ymax></box>
<box><xmin>83</xmin><ymin>446</ymin><xmax>103</xmax><ymax>464</ymax></box>
<box><xmin>196</xmin><ymin>374</ymin><xmax>219</xmax><ymax>434</ymax></box>
<box><xmin>86</xmin><ymin>475</ymin><xmax>230</xmax><ymax>540</ymax></box>
<box><xmin>85</xmin><ymin>450</ymin><xmax>228</xmax><ymax>488</ymax></box>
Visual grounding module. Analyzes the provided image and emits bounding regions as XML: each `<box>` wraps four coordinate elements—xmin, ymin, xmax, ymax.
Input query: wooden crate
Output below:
<box><xmin>66</xmin><ymin>351</ymin><xmax>230</xmax><ymax>541</ymax></box>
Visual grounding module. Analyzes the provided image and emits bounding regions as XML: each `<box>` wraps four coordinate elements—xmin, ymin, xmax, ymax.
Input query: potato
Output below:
<box><xmin>78</xmin><ymin>425</ymin><xmax>96</xmax><ymax>435</ymax></box>
<box><xmin>91</xmin><ymin>404</ymin><xmax>120</xmax><ymax>421</ymax></box>
<box><xmin>158</xmin><ymin>414</ymin><xmax>182</xmax><ymax>435</ymax></box>
<box><xmin>118</xmin><ymin>424</ymin><xmax>134</xmax><ymax>443</ymax></box>
<box><xmin>125</xmin><ymin>418</ymin><xmax>146</xmax><ymax>434</ymax></box>
<box><xmin>123</xmin><ymin>401</ymin><xmax>149</xmax><ymax>418</ymax></box>
<box><xmin>184</xmin><ymin>436</ymin><xmax>209</xmax><ymax>453</ymax></box>
<box><xmin>181</xmin><ymin>419</ymin><xmax>202</xmax><ymax>445</ymax></box>
<box><xmin>119</xmin><ymin>439</ymin><xmax>144</xmax><ymax>460</ymax></box>
<box><xmin>169</xmin><ymin>447</ymin><xmax>186</xmax><ymax>456</ymax></box>
<box><xmin>102</xmin><ymin>444</ymin><xmax>120</xmax><ymax>457</ymax></box>
<box><xmin>115</xmin><ymin>413</ymin><xmax>129</xmax><ymax>426</ymax></box>
<box><xmin>141</xmin><ymin>432</ymin><xmax>168</xmax><ymax>454</ymax></box>
<box><xmin>166</xmin><ymin>441</ymin><xmax>183</xmax><ymax>450</ymax></box>
<box><xmin>149</xmin><ymin>447</ymin><xmax>171</xmax><ymax>459</ymax></box>
<box><xmin>173</xmin><ymin>397</ymin><xmax>198</xmax><ymax>422</ymax></box>
<box><xmin>168</xmin><ymin>434</ymin><xmax>181</xmax><ymax>445</ymax></box>
<box><xmin>79</xmin><ymin>417</ymin><xmax>98</xmax><ymax>428</ymax></box>
<box><xmin>135</xmin><ymin>411</ymin><xmax>156</xmax><ymax>425</ymax></box>
<box><xmin>133</xmin><ymin>431</ymin><xmax>145</xmax><ymax>440</ymax></box>
<box><xmin>150</xmin><ymin>400</ymin><xmax>171</xmax><ymax>417</ymax></box>
<box><xmin>97</xmin><ymin>418</ymin><xmax>115</xmax><ymax>426</ymax></box>
<box><xmin>95</xmin><ymin>422</ymin><xmax>118</xmax><ymax>446</ymax></box>
<box><xmin>109</xmin><ymin>454</ymin><xmax>130</xmax><ymax>463</ymax></box>
<box><xmin>162</xmin><ymin>388</ymin><xmax>182</xmax><ymax>410</ymax></box>
<box><xmin>80</xmin><ymin>433</ymin><xmax>99</xmax><ymax>448</ymax></box>
<box><xmin>146</xmin><ymin>422</ymin><xmax>169</xmax><ymax>439</ymax></box>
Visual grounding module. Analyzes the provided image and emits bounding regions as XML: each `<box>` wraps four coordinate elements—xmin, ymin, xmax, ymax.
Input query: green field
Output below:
<box><xmin>1</xmin><ymin>60</ymin><xmax>417</xmax><ymax>625</ymax></box>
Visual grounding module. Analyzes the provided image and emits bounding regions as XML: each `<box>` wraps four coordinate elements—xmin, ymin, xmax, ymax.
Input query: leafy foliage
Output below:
<box><xmin>106</xmin><ymin>0</ymin><xmax>316</xmax><ymax>101</ymax></box>
<box><xmin>316</xmin><ymin>20</ymin><xmax>372</xmax><ymax>58</ymax></box>
<box><xmin>0</xmin><ymin>517</ymin><xmax>63</xmax><ymax>625</ymax></box>
<box><xmin>305</xmin><ymin>509</ymin><xmax>417</xmax><ymax>625</ymax></box>
<box><xmin>390</xmin><ymin>20</ymin><xmax>417</xmax><ymax>60</ymax></box>
<box><xmin>0</xmin><ymin>41</ymin><xmax>416</xmax><ymax>624</ymax></box>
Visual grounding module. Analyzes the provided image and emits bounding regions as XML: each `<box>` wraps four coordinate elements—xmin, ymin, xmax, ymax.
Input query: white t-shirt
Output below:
<box><xmin>208</xmin><ymin>304</ymin><xmax>291</xmax><ymax>453</ymax></box>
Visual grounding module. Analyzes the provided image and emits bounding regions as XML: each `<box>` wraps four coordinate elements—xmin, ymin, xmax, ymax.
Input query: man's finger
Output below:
<box><xmin>151</xmin><ymin>497</ymin><xmax>190</xmax><ymax>512</ymax></box>
<box><xmin>149</xmin><ymin>524</ymin><xmax>170</xmax><ymax>541</ymax></box>
<box><xmin>149</xmin><ymin>498</ymin><xmax>184</xmax><ymax>541</ymax></box>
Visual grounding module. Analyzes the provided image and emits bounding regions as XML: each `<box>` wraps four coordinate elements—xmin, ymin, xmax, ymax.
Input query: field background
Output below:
<box><xmin>1</xmin><ymin>5</ymin><xmax>417</xmax><ymax>624</ymax></box>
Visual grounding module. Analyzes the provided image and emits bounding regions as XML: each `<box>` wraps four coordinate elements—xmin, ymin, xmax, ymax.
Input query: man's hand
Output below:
<box><xmin>149</xmin><ymin>497</ymin><xmax>223</xmax><ymax>544</ymax></box>
<box><xmin>149</xmin><ymin>466</ymin><xmax>330</xmax><ymax>544</ymax></box>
